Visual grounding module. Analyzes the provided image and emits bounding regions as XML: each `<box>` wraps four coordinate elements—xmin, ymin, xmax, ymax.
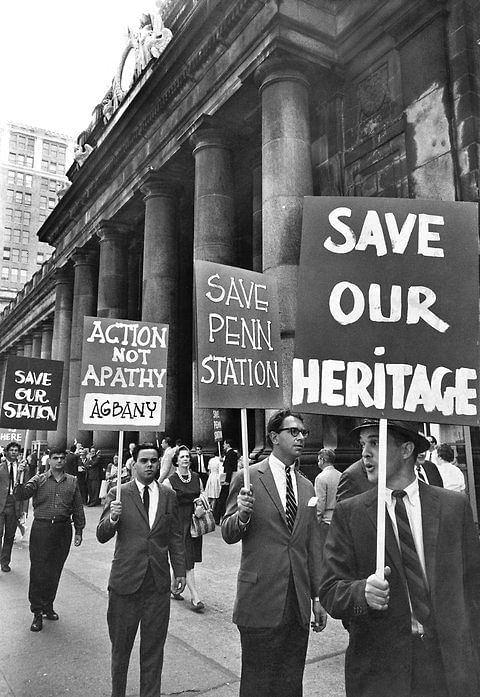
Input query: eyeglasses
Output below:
<box><xmin>277</xmin><ymin>427</ymin><xmax>310</xmax><ymax>438</ymax></box>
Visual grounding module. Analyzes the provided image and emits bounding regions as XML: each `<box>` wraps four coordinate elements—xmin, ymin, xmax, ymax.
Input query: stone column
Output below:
<box><xmin>255</xmin><ymin>55</ymin><xmax>313</xmax><ymax>404</ymax></box>
<box><xmin>48</xmin><ymin>268</ymin><xmax>73</xmax><ymax>450</ymax></box>
<box><xmin>16</xmin><ymin>345</ymin><xmax>24</xmax><ymax>357</ymax></box>
<box><xmin>95</xmin><ymin>221</ymin><xmax>129</xmax><ymax>451</ymax></box>
<box><xmin>191</xmin><ymin>127</ymin><xmax>237</xmax><ymax>447</ymax></box>
<box><xmin>252</xmin><ymin>161</ymin><xmax>266</xmax><ymax>457</ymax></box>
<box><xmin>67</xmin><ymin>248</ymin><xmax>97</xmax><ymax>449</ymax></box>
<box><xmin>37</xmin><ymin>321</ymin><xmax>53</xmax><ymax>443</ymax></box>
<box><xmin>23</xmin><ymin>336</ymin><xmax>33</xmax><ymax>358</ymax></box>
<box><xmin>31</xmin><ymin>329</ymin><xmax>43</xmax><ymax>443</ymax></box>
<box><xmin>140</xmin><ymin>175</ymin><xmax>179</xmax><ymax>442</ymax></box>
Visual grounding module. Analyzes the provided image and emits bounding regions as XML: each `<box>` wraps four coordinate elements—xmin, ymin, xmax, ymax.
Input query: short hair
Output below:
<box><xmin>318</xmin><ymin>448</ymin><xmax>335</xmax><ymax>464</ymax></box>
<box><xmin>5</xmin><ymin>441</ymin><xmax>21</xmax><ymax>452</ymax></box>
<box><xmin>437</xmin><ymin>443</ymin><xmax>455</xmax><ymax>462</ymax></box>
<box><xmin>162</xmin><ymin>436</ymin><xmax>172</xmax><ymax>446</ymax></box>
<box><xmin>266</xmin><ymin>408</ymin><xmax>304</xmax><ymax>446</ymax></box>
<box><xmin>133</xmin><ymin>442</ymin><xmax>160</xmax><ymax>461</ymax></box>
<box><xmin>172</xmin><ymin>445</ymin><xmax>191</xmax><ymax>466</ymax></box>
<box><xmin>49</xmin><ymin>446</ymin><xmax>66</xmax><ymax>457</ymax></box>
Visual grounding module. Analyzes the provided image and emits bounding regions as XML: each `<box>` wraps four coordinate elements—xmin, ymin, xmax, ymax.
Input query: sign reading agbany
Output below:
<box><xmin>0</xmin><ymin>356</ymin><xmax>64</xmax><ymax>430</ymax></box>
<box><xmin>293</xmin><ymin>197</ymin><xmax>479</xmax><ymax>425</ymax></box>
<box><xmin>79</xmin><ymin>317</ymin><xmax>168</xmax><ymax>431</ymax></box>
<box><xmin>195</xmin><ymin>261</ymin><xmax>283</xmax><ymax>408</ymax></box>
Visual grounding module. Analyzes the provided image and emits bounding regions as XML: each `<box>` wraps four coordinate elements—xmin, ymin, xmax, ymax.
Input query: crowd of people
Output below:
<box><xmin>0</xmin><ymin>414</ymin><xmax>478</xmax><ymax>697</ymax></box>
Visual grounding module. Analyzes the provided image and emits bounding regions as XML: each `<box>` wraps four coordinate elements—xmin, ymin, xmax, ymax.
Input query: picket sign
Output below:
<box><xmin>116</xmin><ymin>430</ymin><xmax>124</xmax><ymax>502</ymax></box>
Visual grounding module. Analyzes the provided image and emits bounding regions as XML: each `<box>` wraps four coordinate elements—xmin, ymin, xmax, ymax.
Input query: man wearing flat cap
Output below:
<box><xmin>319</xmin><ymin>418</ymin><xmax>480</xmax><ymax>697</ymax></box>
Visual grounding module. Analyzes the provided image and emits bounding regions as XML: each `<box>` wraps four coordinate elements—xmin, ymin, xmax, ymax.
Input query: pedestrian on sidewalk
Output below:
<box><xmin>222</xmin><ymin>408</ymin><xmax>327</xmax><ymax>697</ymax></box>
<box><xmin>97</xmin><ymin>442</ymin><xmax>185</xmax><ymax>697</ymax></box>
<box><xmin>15</xmin><ymin>447</ymin><xmax>85</xmax><ymax>632</ymax></box>
<box><xmin>0</xmin><ymin>442</ymin><xmax>24</xmax><ymax>572</ymax></box>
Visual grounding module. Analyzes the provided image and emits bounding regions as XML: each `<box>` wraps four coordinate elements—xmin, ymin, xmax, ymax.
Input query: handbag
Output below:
<box><xmin>99</xmin><ymin>479</ymin><xmax>109</xmax><ymax>499</ymax></box>
<box><xmin>190</xmin><ymin>498</ymin><xmax>216</xmax><ymax>537</ymax></box>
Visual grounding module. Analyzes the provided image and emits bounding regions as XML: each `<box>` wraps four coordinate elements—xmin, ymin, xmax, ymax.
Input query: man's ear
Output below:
<box><xmin>402</xmin><ymin>441</ymin><xmax>415</xmax><ymax>459</ymax></box>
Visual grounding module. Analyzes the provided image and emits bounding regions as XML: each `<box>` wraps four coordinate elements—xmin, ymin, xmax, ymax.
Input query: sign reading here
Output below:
<box><xmin>195</xmin><ymin>261</ymin><xmax>283</xmax><ymax>409</ymax></box>
<box><xmin>79</xmin><ymin>317</ymin><xmax>169</xmax><ymax>431</ymax></box>
<box><xmin>293</xmin><ymin>196</ymin><xmax>479</xmax><ymax>425</ymax></box>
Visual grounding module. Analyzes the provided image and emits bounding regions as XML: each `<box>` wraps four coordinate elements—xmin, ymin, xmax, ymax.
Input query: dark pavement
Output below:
<box><xmin>0</xmin><ymin>506</ymin><xmax>347</xmax><ymax>697</ymax></box>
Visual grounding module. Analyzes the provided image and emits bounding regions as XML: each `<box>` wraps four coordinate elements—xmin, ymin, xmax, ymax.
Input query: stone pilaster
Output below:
<box><xmin>252</xmin><ymin>161</ymin><xmax>266</xmax><ymax>457</ymax></box>
<box><xmin>48</xmin><ymin>268</ymin><xmax>73</xmax><ymax>450</ymax></box>
<box><xmin>23</xmin><ymin>336</ymin><xmax>33</xmax><ymax>358</ymax></box>
<box><xmin>67</xmin><ymin>248</ymin><xmax>98</xmax><ymax>449</ymax></box>
<box><xmin>140</xmin><ymin>175</ymin><xmax>179</xmax><ymax>442</ymax></box>
<box><xmin>191</xmin><ymin>127</ymin><xmax>236</xmax><ymax>447</ymax></box>
<box><xmin>31</xmin><ymin>330</ymin><xmax>42</xmax><ymax>359</ymax></box>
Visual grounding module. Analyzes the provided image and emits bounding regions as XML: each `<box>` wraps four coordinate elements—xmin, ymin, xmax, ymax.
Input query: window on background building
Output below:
<box><xmin>25</xmin><ymin>174</ymin><xmax>32</xmax><ymax>188</ymax></box>
<box><xmin>23</xmin><ymin>211</ymin><xmax>31</xmax><ymax>225</ymax></box>
<box><xmin>10</xmin><ymin>268</ymin><xmax>18</xmax><ymax>282</ymax></box>
<box><xmin>24</xmin><ymin>193</ymin><xmax>31</xmax><ymax>206</ymax></box>
<box><xmin>6</xmin><ymin>190</ymin><xmax>14</xmax><ymax>203</ymax></box>
<box><xmin>48</xmin><ymin>197</ymin><xmax>55</xmax><ymax>209</ymax></box>
<box><xmin>36</xmin><ymin>251</ymin><xmax>45</xmax><ymax>265</ymax></box>
<box><xmin>5</xmin><ymin>209</ymin><xmax>13</xmax><ymax>225</ymax></box>
<box><xmin>39</xmin><ymin>196</ymin><xmax>47</xmax><ymax>210</ymax></box>
<box><xmin>11</xmin><ymin>249</ymin><xmax>19</xmax><ymax>262</ymax></box>
<box><xmin>7</xmin><ymin>171</ymin><xmax>15</xmax><ymax>185</ymax></box>
<box><xmin>4</xmin><ymin>230</ymin><xmax>11</xmax><ymax>244</ymax></box>
<box><xmin>14</xmin><ymin>191</ymin><xmax>23</xmax><ymax>204</ymax></box>
<box><xmin>12</xmin><ymin>230</ymin><xmax>21</xmax><ymax>244</ymax></box>
<box><xmin>38</xmin><ymin>213</ymin><xmax>46</xmax><ymax>225</ymax></box>
<box><xmin>1</xmin><ymin>267</ymin><xmax>9</xmax><ymax>280</ymax></box>
<box><xmin>21</xmin><ymin>250</ymin><xmax>28</xmax><ymax>263</ymax></box>
<box><xmin>22</xmin><ymin>230</ymin><xmax>29</xmax><ymax>244</ymax></box>
<box><xmin>3</xmin><ymin>248</ymin><xmax>10</xmax><ymax>260</ymax></box>
<box><xmin>20</xmin><ymin>269</ymin><xmax>27</xmax><ymax>283</ymax></box>
<box><xmin>13</xmin><ymin>211</ymin><xmax>22</xmax><ymax>225</ymax></box>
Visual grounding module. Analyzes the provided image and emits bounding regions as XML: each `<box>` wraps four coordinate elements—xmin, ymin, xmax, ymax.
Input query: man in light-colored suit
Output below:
<box><xmin>0</xmin><ymin>442</ymin><xmax>23</xmax><ymax>572</ymax></box>
<box><xmin>222</xmin><ymin>409</ymin><xmax>327</xmax><ymax>697</ymax></box>
<box><xmin>97</xmin><ymin>442</ymin><xmax>186</xmax><ymax>697</ymax></box>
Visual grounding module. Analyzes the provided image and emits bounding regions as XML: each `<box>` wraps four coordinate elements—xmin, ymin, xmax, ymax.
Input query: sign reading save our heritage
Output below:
<box><xmin>293</xmin><ymin>196</ymin><xmax>480</xmax><ymax>425</ymax></box>
<box><xmin>78</xmin><ymin>317</ymin><xmax>168</xmax><ymax>431</ymax></box>
<box><xmin>195</xmin><ymin>261</ymin><xmax>283</xmax><ymax>408</ymax></box>
<box><xmin>0</xmin><ymin>356</ymin><xmax>64</xmax><ymax>430</ymax></box>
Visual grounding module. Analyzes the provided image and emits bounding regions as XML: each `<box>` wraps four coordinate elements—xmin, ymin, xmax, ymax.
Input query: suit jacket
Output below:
<box><xmin>336</xmin><ymin>459</ymin><xmax>374</xmax><ymax>503</ymax></box>
<box><xmin>96</xmin><ymin>479</ymin><xmax>186</xmax><ymax>594</ymax></box>
<box><xmin>319</xmin><ymin>483</ymin><xmax>480</xmax><ymax>697</ymax></box>
<box><xmin>422</xmin><ymin>459</ymin><xmax>443</xmax><ymax>487</ymax></box>
<box><xmin>222</xmin><ymin>458</ymin><xmax>323</xmax><ymax>628</ymax></box>
<box><xmin>191</xmin><ymin>454</ymin><xmax>207</xmax><ymax>475</ymax></box>
<box><xmin>222</xmin><ymin>449</ymin><xmax>238</xmax><ymax>484</ymax></box>
<box><xmin>0</xmin><ymin>461</ymin><xmax>21</xmax><ymax>517</ymax></box>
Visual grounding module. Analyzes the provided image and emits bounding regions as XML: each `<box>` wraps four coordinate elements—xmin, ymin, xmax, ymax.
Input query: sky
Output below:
<box><xmin>0</xmin><ymin>0</ymin><xmax>157</xmax><ymax>139</ymax></box>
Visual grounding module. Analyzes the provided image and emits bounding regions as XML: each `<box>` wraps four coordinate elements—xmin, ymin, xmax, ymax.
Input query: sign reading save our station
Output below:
<box><xmin>293</xmin><ymin>196</ymin><xmax>479</xmax><ymax>425</ymax></box>
<box><xmin>78</xmin><ymin>316</ymin><xmax>169</xmax><ymax>431</ymax></box>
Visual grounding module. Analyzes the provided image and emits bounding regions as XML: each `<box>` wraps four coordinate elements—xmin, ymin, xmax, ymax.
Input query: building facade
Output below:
<box><xmin>0</xmin><ymin>122</ymin><xmax>75</xmax><ymax>309</ymax></box>
<box><xmin>0</xmin><ymin>0</ymin><xmax>478</xmax><ymax>513</ymax></box>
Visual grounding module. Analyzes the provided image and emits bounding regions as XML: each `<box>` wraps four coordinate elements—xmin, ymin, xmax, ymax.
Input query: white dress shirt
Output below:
<box><xmin>436</xmin><ymin>461</ymin><xmax>465</xmax><ymax>492</ymax></box>
<box><xmin>385</xmin><ymin>478</ymin><xmax>427</xmax><ymax>634</ymax></box>
<box><xmin>268</xmin><ymin>454</ymin><xmax>298</xmax><ymax>510</ymax></box>
<box><xmin>134</xmin><ymin>478</ymin><xmax>159</xmax><ymax>528</ymax></box>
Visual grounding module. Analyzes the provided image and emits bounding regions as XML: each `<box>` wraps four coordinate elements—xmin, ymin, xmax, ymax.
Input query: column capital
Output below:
<box><xmin>54</xmin><ymin>266</ymin><xmax>73</xmax><ymax>286</ymax></box>
<box><xmin>32</xmin><ymin>328</ymin><xmax>43</xmax><ymax>341</ymax></box>
<box><xmin>254</xmin><ymin>54</ymin><xmax>312</xmax><ymax>93</ymax></box>
<box><xmin>72</xmin><ymin>247</ymin><xmax>98</xmax><ymax>268</ymax></box>
<box><xmin>96</xmin><ymin>220</ymin><xmax>130</xmax><ymax>244</ymax></box>
<box><xmin>139</xmin><ymin>172</ymin><xmax>178</xmax><ymax>201</ymax></box>
<box><xmin>41</xmin><ymin>320</ymin><xmax>54</xmax><ymax>333</ymax></box>
<box><xmin>190</xmin><ymin>126</ymin><xmax>233</xmax><ymax>155</ymax></box>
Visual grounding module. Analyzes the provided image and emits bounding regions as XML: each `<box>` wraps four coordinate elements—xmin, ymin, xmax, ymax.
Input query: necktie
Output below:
<box><xmin>8</xmin><ymin>464</ymin><xmax>14</xmax><ymax>495</ymax></box>
<box><xmin>392</xmin><ymin>490</ymin><xmax>430</xmax><ymax>625</ymax></box>
<box><xmin>285</xmin><ymin>465</ymin><xmax>297</xmax><ymax>533</ymax></box>
<box><xmin>415</xmin><ymin>465</ymin><xmax>427</xmax><ymax>483</ymax></box>
<box><xmin>143</xmin><ymin>485</ymin><xmax>150</xmax><ymax>517</ymax></box>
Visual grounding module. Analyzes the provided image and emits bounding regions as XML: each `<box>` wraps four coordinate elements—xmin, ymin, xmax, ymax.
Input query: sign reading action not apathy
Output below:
<box><xmin>195</xmin><ymin>261</ymin><xmax>283</xmax><ymax>409</ymax></box>
<box><xmin>79</xmin><ymin>317</ymin><xmax>168</xmax><ymax>431</ymax></box>
<box><xmin>293</xmin><ymin>196</ymin><xmax>479</xmax><ymax>425</ymax></box>
<box><xmin>0</xmin><ymin>356</ymin><xmax>64</xmax><ymax>430</ymax></box>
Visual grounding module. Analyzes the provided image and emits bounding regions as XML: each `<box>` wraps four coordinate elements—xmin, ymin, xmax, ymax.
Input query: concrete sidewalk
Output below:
<box><xmin>0</xmin><ymin>506</ymin><xmax>347</xmax><ymax>697</ymax></box>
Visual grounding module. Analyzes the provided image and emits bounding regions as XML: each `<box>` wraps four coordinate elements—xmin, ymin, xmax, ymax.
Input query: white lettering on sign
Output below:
<box><xmin>2</xmin><ymin>403</ymin><xmax>58</xmax><ymax>421</ymax></box>
<box><xmin>86</xmin><ymin>321</ymin><xmax>167</xmax><ymax>348</ymax></box>
<box><xmin>292</xmin><ymin>357</ymin><xmax>477</xmax><ymax>416</ymax></box>
<box><xmin>208</xmin><ymin>314</ymin><xmax>273</xmax><ymax>349</ymax></box>
<box><xmin>201</xmin><ymin>355</ymin><xmax>279</xmax><ymax>388</ymax></box>
<box><xmin>324</xmin><ymin>208</ymin><xmax>445</xmax><ymax>258</ymax></box>
<box><xmin>81</xmin><ymin>365</ymin><xmax>166</xmax><ymax>389</ymax></box>
<box><xmin>205</xmin><ymin>274</ymin><xmax>269</xmax><ymax>311</ymax></box>
<box><xmin>14</xmin><ymin>370</ymin><xmax>52</xmax><ymax>386</ymax></box>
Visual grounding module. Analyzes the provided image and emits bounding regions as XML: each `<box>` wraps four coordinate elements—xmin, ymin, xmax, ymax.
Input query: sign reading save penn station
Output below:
<box><xmin>293</xmin><ymin>197</ymin><xmax>479</xmax><ymax>425</ymax></box>
<box><xmin>79</xmin><ymin>317</ymin><xmax>169</xmax><ymax>431</ymax></box>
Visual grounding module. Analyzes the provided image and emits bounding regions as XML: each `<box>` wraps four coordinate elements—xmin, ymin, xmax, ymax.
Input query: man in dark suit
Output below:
<box><xmin>415</xmin><ymin>451</ymin><xmax>443</xmax><ymax>487</ymax></box>
<box><xmin>97</xmin><ymin>442</ymin><xmax>185</xmax><ymax>697</ymax></box>
<box><xmin>222</xmin><ymin>409</ymin><xmax>327</xmax><ymax>697</ymax></box>
<box><xmin>216</xmin><ymin>439</ymin><xmax>238</xmax><ymax>522</ymax></box>
<box><xmin>0</xmin><ymin>442</ymin><xmax>23</xmax><ymax>572</ymax></box>
<box><xmin>191</xmin><ymin>444</ymin><xmax>208</xmax><ymax>488</ymax></box>
<box><xmin>319</xmin><ymin>418</ymin><xmax>480</xmax><ymax>697</ymax></box>
<box><xmin>336</xmin><ymin>458</ymin><xmax>374</xmax><ymax>502</ymax></box>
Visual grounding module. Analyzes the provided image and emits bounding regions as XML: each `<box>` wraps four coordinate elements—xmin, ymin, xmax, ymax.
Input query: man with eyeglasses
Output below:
<box><xmin>15</xmin><ymin>447</ymin><xmax>85</xmax><ymax>632</ymax></box>
<box><xmin>222</xmin><ymin>408</ymin><xmax>327</xmax><ymax>697</ymax></box>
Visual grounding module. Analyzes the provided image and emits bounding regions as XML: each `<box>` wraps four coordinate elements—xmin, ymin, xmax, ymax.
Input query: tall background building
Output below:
<box><xmin>0</xmin><ymin>122</ymin><xmax>75</xmax><ymax>309</ymax></box>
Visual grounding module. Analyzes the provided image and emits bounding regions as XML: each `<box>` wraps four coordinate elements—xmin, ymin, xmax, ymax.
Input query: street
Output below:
<box><xmin>0</xmin><ymin>506</ymin><xmax>347</xmax><ymax>697</ymax></box>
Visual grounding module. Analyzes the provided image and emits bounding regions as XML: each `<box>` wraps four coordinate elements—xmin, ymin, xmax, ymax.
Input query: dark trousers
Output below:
<box><xmin>411</xmin><ymin>634</ymin><xmax>448</xmax><ymax>697</ymax></box>
<box><xmin>29</xmin><ymin>519</ymin><xmax>72</xmax><ymax>614</ymax></box>
<box><xmin>77</xmin><ymin>471</ymin><xmax>87</xmax><ymax>503</ymax></box>
<box><xmin>215</xmin><ymin>483</ymin><xmax>230</xmax><ymax>522</ymax></box>
<box><xmin>87</xmin><ymin>476</ymin><xmax>101</xmax><ymax>505</ymax></box>
<box><xmin>107</xmin><ymin>567</ymin><xmax>170</xmax><ymax>697</ymax></box>
<box><xmin>0</xmin><ymin>496</ymin><xmax>17</xmax><ymax>565</ymax></box>
<box><xmin>238</xmin><ymin>575</ymin><xmax>309</xmax><ymax>697</ymax></box>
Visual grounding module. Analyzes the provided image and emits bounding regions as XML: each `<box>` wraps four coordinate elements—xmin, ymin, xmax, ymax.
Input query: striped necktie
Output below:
<box><xmin>285</xmin><ymin>465</ymin><xmax>297</xmax><ymax>533</ymax></box>
<box><xmin>415</xmin><ymin>464</ymin><xmax>427</xmax><ymax>484</ymax></box>
<box><xmin>392</xmin><ymin>490</ymin><xmax>430</xmax><ymax>625</ymax></box>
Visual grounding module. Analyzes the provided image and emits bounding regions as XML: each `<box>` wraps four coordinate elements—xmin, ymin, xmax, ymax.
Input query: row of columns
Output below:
<box><xmin>8</xmin><ymin>53</ymin><xmax>319</xmax><ymax>454</ymax></box>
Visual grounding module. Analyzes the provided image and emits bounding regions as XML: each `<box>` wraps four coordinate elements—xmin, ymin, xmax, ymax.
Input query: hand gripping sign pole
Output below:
<box><xmin>375</xmin><ymin>418</ymin><xmax>388</xmax><ymax>579</ymax></box>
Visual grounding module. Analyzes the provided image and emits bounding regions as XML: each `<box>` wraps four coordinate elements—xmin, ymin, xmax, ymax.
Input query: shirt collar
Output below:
<box><xmin>269</xmin><ymin>452</ymin><xmax>295</xmax><ymax>473</ymax></box>
<box><xmin>46</xmin><ymin>469</ymin><xmax>67</xmax><ymax>482</ymax></box>
<box><xmin>134</xmin><ymin>478</ymin><xmax>156</xmax><ymax>493</ymax></box>
<box><xmin>386</xmin><ymin>476</ymin><xmax>419</xmax><ymax>505</ymax></box>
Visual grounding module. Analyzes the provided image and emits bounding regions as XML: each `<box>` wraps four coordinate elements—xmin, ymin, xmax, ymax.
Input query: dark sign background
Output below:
<box><xmin>0</xmin><ymin>356</ymin><xmax>64</xmax><ymax>430</ymax></box>
<box><xmin>294</xmin><ymin>196</ymin><xmax>479</xmax><ymax>425</ymax></box>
